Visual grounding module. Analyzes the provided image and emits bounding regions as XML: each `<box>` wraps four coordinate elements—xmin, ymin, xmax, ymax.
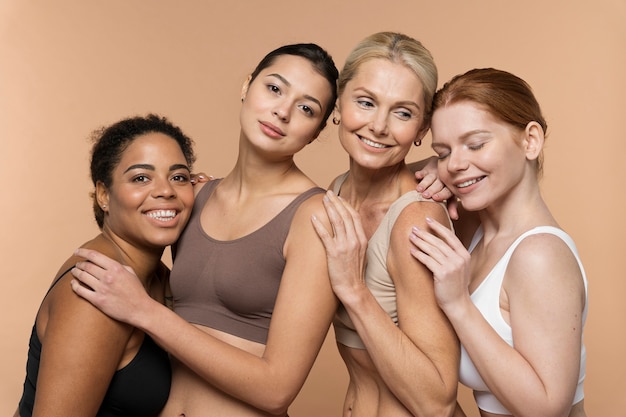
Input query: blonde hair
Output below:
<box><xmin>338</xmin><ymin>32</ymin><xmax>438</xmax><ymax>126</ymax></box>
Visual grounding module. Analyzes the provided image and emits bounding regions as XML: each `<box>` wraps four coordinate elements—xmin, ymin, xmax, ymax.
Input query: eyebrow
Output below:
<box><xmin>267</xmin><ymin>73</ymin><xmax>323</xmax><ymax>111</ymax></box>
<box><xmin>123</xmin><ymin>163</ymin><xmax>190</xmax><ymax>174</ymax></box>
<box><xmin>431</xmin><ymin>129</ymin><xmax>491</xmax><ymax>147</ymax></box>
<box><xmin>354</xmin><ymin>86</ymin><xmax>421</xmax><ymax>110</ymax></box>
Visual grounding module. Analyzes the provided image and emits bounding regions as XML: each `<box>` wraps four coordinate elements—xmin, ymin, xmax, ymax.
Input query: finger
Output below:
<box><xmin>432</xmin><ymin>187</ymin><xmax>454</xmax><ymax>202</ymax></box>
<box><xmin>341</xmin><ymin>201</ymin><xmax>368</xmax><ymax>248</ymax></box>
<box><xmin>446</xmin><ymin>198</ymin><xmax>460</xmax><ymax>220</ymax></box>
<box><xmin>415</xmin><ymin>172</ymin><xmax>437</xmax><ymax>193</ymax></box>
<box><xmin>70</xmin><ymin>278</ymin><xmax>95</xmax><ymax>297</ymax></box>
<box><xmin>425</xmin><ymin>217</ymin><xmax>466</xmax><ymax>252</ymax></box>
<box><xmin>74</xmin><ymin>248</ymin><xmax>115</xmax><ymax>270</ymax></box>
<box><xmin>311</xmin><ymin>214</ymin><xmax>334</xmax><ymax>248</ymax></box>
<box><xmin>322</xmin><ymin>191</ymin><xmax>349</xmax><ymax>239</ymax></box>
<box><xmin>190</xmin><ymin>172</ymin><xmax>214</xmax><ymax>184</ymax></box>
<box><xmin>409</xmin><ymin>245</ymin><xmax>443</xmax><ymax>275</ymax></box>
<box><xmin>329</xmin><ymin>193</ymin><xmax>361</xmax><ymax>240</ymax></box>
<box><xmin>410</xmin><ymin>226</ymin><xmax>447</xmax><ymax>261</ymax></box>
<box><xmin>70</xmin><ymin>265</ymin><xmax>101</xmax><ymax>289</ymax></box>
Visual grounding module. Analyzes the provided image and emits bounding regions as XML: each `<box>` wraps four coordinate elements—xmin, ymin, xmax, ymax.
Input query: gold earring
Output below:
<box><xmin>332</xmin><ymin>117</ymin><xmax>340</xmax><ymax>125</ymax></box>
<box><xmin>413</xmin><ymin>139</ymin><xmax>422</xmax><ymax>147</ymax></box>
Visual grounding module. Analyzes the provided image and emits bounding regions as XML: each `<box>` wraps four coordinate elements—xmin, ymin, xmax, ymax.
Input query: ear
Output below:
<box><xmin>96</xmin><ymin>181</ymin><xmax>110</xmax><ymax>212</ymax></box>
<box><xmin>415</xmin><ymin>122</ymin><xmax>431</xmax><ymax>143</ymax></box>
<box><xmin>523</xmin><ymin>121</ymin><xmax>544</xmax><ymax>161</ymax></box>
<box><xmin>240</xmin><ymin>74</ymin><xmax>252</xmax><ymax>102</ymax></box>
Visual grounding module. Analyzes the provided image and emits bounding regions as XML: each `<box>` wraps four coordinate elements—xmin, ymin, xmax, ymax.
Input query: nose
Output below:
<box><xmin>446</xmin><ymin>149</ymin><xmax>469</xmax><ymax>172</ymax></box>
<box><xmin>152</xmin><ymin>176</ymin><xmax>176</xmax><ymax>198</ymax></box>
<box><xmin>368</xmin><ymin>110</ymin><xmax>388</xmax><ymax>136</ymax></box>
<box><xmin>272</xmin><ymin>101</ymin><xmax>290</xmax><ymax>122</ymax></box>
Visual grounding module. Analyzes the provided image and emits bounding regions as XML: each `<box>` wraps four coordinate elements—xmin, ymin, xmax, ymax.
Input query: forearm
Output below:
<box><xmin>340</xmin><ymin>288</ymin><xmax>457</xmax><ymax>416</ymax></box>
<box><xmin>135</xmin><ymin>300</ymin><xmax>300</xmax><ymax>413</ymax></box>
<box><xmin>447</xmin><ymin>305</ymin><xmax>571</xmax><ymax>417</ymax></box>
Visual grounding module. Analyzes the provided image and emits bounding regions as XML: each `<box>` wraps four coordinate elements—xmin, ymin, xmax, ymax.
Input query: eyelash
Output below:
<box><xmin>356</xmin><ymin>99</ymin><xmax>413</xmax><ymax>120</ymax></box>
<box><xmin>435</xmin><ymin>142</ymin><xmax>486</xmax><ymax>160</ymax></box>
<box><xmin>267</xmin><ymin>84</ymin><xmax>316</xmax><ymax>117</ymax></box>
<box><xmin>131</xmin><ymin>174</ymin><xmax>190</xmax><ymax>183</ymax></box>
<box><xmin>172</xmin><ymin>174</ymin><xmax>190</xmax><ymax>182</ymax></box>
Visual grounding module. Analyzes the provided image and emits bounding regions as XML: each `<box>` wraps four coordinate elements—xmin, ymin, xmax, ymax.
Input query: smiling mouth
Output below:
<box><xmin>457</xmin><ymin>176</ymin><xmax>485</xmax><ymax>188</ymax></box>
<box><xmin>146</xmin><ymin>210</ymin><xmax>177</xmax><ymax>221</ymax></box>
<box><xmin>359</xmin><ymin>136</ymin><xmax>388</xmax><ymax>149</ymax></box>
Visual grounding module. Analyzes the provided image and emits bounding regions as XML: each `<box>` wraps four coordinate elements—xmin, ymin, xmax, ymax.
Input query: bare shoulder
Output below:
<box><xmin>290</xmin><ymin>189</ymin><xmax>330</xmax><ymax>226</ymax></box>
<box><xmin>389</xmin><ymin>199</ymin><xmax>449</xmax><ymax>280</ymax></box>
<box><xmin>506</xmin><ymin>232</ymin><xmax>585</xmax><ymax>296</ymax></box>
<box><xmin>394</xmin><ymin>198</ymin><xmax>449</xmax><ymax>232</ymax></box>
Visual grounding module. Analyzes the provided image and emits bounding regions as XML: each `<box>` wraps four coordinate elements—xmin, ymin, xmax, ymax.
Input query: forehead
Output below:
<box><xmin>117</xmin><ymin>132</ymin><xmax>185</xmax><ymax>164</ymax></box>
<box><xmin>433</xmin><ymin>101</ymin><xmax>489</xmax><ymax>124</ymax></box>
<box><xmin>347</xmin><ymin>58</ymin><xmax>424</xmax><ymax>101</ymax></box>
<box><xmin>431</xmin><ymin>101</ymin><xmax>509</xmax><ymax>141</ymax></box>
<box><xmin>256</xmin><ymin>55</ymin><xmax>332</xmax><ymax>102</ymax></box>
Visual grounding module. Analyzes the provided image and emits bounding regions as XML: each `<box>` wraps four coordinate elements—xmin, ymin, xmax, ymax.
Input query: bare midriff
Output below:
<box><xmin>158</xmin><ymin>324</ymin><xmax>278</xmax><ymax>417</ymax></box>
<box><xmin>338</xmin><ymin>343</ymin><xmax>416</xmax><ymax>417</ymax></box>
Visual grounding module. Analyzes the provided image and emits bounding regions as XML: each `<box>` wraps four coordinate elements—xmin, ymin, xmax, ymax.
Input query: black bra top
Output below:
<box><xmin>18</xmin><ymin>267</ymin><xmax>171</xmax><ymax>417</ymax></box>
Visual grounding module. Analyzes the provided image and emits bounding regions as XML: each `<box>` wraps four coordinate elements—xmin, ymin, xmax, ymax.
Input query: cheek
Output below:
<box><xmin>437</xmin><ymin>161</ymin><xmax>452</xmax><ymax>183</ymax></box>
<box><xmin>180</xmin><ymin>188</ymin><xmax>195</xmax><ymax>208</ymax></box>
<box><xmin>390</xmin><ymin>121</ymin><xmax>420</xmax><ymax>147</ymax></box>
<box><xmin>340</xmin><ymin>108</ymin><xmax>367</xmax><ymax>131</ymax></box>
<box><xmin>112</xmin><ymin>188</ymin><xmax>148</xmax><ymax>213</ymax></box>
<box><xmin>293</xmin><ymin>117</ymin><xmax>322</xmax><ymax>142</ymax></box>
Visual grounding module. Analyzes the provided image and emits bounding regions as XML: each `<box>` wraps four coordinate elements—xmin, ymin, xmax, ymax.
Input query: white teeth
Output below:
<box><xmin>147</xmin><ymin>210</ymin><xmax>176</xmax><ymax>220</ymax></box>
<box><xmin>458</xmin><ymin>178</ymin><xmax>481</xmax><ymax>188</ymax></box>
<box><xmin>360</xmin><ymin>137</ymin><xmax>387</xmax><ymax>148</ymax></box>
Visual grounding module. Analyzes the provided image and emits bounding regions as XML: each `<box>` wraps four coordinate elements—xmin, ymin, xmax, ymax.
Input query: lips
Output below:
<box><xmin>260</xmin><ymin>121</ymin><xmax>285</xmax><ymax>138</ymax></box>
<box><xmin>456</xmin><ymin>176</ymin><xmax>485</xmax><ymax>189</ymax></box>
<box><xmin>358</xmin><ymin>135</ymin><xmax>389</xmax><ymax>149</ymax></box>
<box><xmin>145</xmin><ymin>209</ymin><xmax>177</xmax><ymax>221</ymax></box>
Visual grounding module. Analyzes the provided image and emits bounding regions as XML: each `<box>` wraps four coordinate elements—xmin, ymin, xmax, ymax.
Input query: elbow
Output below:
<box><xmin>257</xmin><ymin>388</ymin><xmax>297</xmax><ymax>416</ymax></box>
<box><xmin>406</xmin><ymin>389</ymin><xmax>457</xmax><ymax>417</ymax></box>
<box><xmin>508</xmin><ymin>396</ymin><xmax>573</xmax><ymax>417</ymax></box>
<box><xmin>428</xmin><ymin>397</ymin><xmax>457</xmax><ymax>417</ymax></box>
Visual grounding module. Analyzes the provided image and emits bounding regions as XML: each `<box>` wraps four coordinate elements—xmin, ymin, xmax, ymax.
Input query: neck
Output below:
<box><xmin>225</xmin><ymin>136</ymin><xmax>305</xmax><ymax>195</ymax></box>
<box><xmin>477</xmin><ymin>180</ymin><xmax>555</xmax><ymax>243</ymax></box>
<box><xmin>340</xmin><ymin>160</ymin><xmax>412</xmax><ymax>209</ymax></box>
<box><xmin>96</xmin><ymin>229</ymin><xmax>164</xmax><ymax>286</ymax></box>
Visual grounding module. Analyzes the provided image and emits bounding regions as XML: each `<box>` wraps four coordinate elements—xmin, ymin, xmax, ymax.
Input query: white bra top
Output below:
<box><xmin>460</xmin><ymin>226</ymin><xmax>588</xmax><ymax>414</ymax></box>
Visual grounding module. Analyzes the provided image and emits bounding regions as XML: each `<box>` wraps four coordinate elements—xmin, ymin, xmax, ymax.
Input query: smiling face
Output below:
<box><xmin>239</xmin><ymin>54</ymin><xmax>334</xmax><ymax>159</ymax></box>
<box><xmin>336</xmin><ymin>58</ymin><xmax>427</xmax><ymax>170</ymax></box>
<box><xmin>97</xmin><ymin>132</ymin><xmax>194</xmax><ymax>252</ymax></box>
<box><xmin>431</xmin><ymin>101</ymin><xmax>529</xmax><ymax>211</ymax></box>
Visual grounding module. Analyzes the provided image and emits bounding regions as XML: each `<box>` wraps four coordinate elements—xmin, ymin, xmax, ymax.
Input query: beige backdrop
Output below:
<box><xmin>1</xmin><ymin>1</ymin><xmax>624</xmax><ymax>416</ymax></box>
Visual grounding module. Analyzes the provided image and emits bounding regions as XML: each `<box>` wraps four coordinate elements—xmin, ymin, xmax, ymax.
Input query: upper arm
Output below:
<box><xmin>388</xmin><ymin>202</ymin><xmax>459</xmax><ymax>378</ymax></box>
<box><xmin>34</xmin><ymin>274</ymin><xmax>132</xmax><ymax>417</ymax></box>
<box><xmin>506</xmin><ymin>235</ymin><xmax>586</xmax><ymax>403</ymax></box>
<box><xmin>262</xmin><ymin>195</ymin><xmax>338</xmax><ymax>391</ymax></box>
